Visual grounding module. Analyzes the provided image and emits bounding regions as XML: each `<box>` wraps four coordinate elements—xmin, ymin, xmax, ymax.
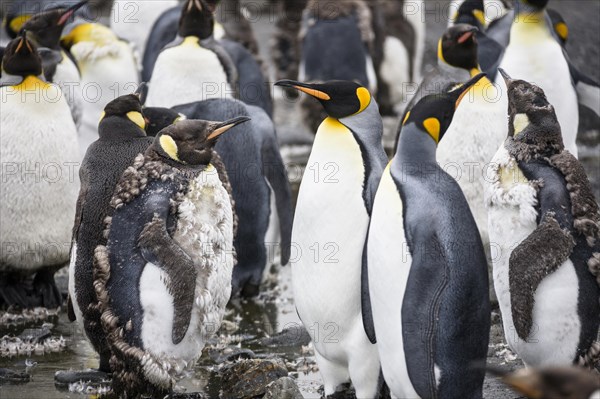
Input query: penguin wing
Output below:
<box><xmin>361</xmin><ymin>224</ymin><xmax>376</xmax><ymax>344</ymax></box>
<box><xmin>509</xmin><ymin>160</ymin><xmax>576</xmax><ymax>341</ymax></box>
<box><xmin>38</xmin><ymin>47</ymin><xmax>62</xmax><ymax>83</ymax></box>
<box><xmin>565</xmin><ymin>57</ymin><xmax>600</xmax><ymax>118</ymax></box>
<box><xmin>260</xmin><ymin>121</ymin><xmax>293</xmax><ymax>265</ymax></box>
<box><xmin>141</xmin><ymin>5</ymin><xmax>181</xmax><ymax>82</ymax></box>
<box><xmin>478</xmin><ymin>34</ymin><xmax>505</xmax><ymax>80</ymax></box>
<box><xmin>137</xmin><ymin>199</ymin><xmax>198</xmax><ymax>346</ymax></box>
<box><xmin>485</xmin><ymin>10</ymin><xmax>513</xmax><ymax>48</ymax></box>
<box><xmin>67</xmin><ymin>295</ymin><xmax>76</xmax><ymax>322</ymax></box>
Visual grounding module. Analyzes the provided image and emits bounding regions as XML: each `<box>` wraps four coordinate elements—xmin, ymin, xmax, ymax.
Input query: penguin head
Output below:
<box><xmin>487</xmin><ymin>366</ymin><xmax>600</xmax><ymax>399</ymax></box>
<box><xmin>453</xmin><ymin>0</ymin><xmax>486</xmax><ymax>29</ymax></box>
<box><xmin>152</xmin><ymin>117</ymin><xmax>250</xmax><ymax>166</ymax></box>
<box><xmin>98</xmin><ymin>93</ymin><xmax>147</xmax><ymax>139</ymax></box>
<box><xmin>547</xmin><ymin>9</ymin><xmax>568</xmax><ymax>45</ymax></box>
<box><xmin>1</xmin><ymin>31</ymin><xmax>42</xmax><ymax>77</ymax></box>
<box><xmin>438</xmin><ymin>24</ymin><xmax>479</xmax><ymax>71</ymax></box>
<box><xmin>142</xmin><ymin>107</ymin><xmax>187</xmax><ymax>137</ymax></box>
<box><xmin>402</xmin><ymin>73</ymin><xmax>486</xmax><ymax>144</ymax></box>
<box><xmin>21</xmin><ymin>1</ymin><xmax>88</xmax><ymax>49</ymax></box>
<box><xmin>178</xmin><ymin>0</ymin><xmax>215</xmax><ymax>40</ymax></box>
<box><xmin>498</xmin><ymin>68</ymin><xmax>564</xmax><ymax>152</ymax></box>
<box><xmin>517</xmin><ymin>0</ymin><xmax>549</xmax><ymax>13</ymax></box>
<box><xmin>275</xmin><ymin>80</ymin><xmax>373</xmax><ymax>119</ymax></box>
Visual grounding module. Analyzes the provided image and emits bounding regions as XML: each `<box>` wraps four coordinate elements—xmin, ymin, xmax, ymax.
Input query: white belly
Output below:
<box><xmin>70</xmin><ymin>40</ymin><xmax>140</xmax><ymax>156</ymax></box>
<box><xmin>367</xmin><ymin>166</ymin><xmax>419</xmax><ymax>398</ymax></box>
<box><xmin>486</xmin><ymin>146</ymin><xmax>581</xmax><ymax>366</ymax></box>
<box><xmin>110</xmin><ymin>0</ymin><xmax>178</xmax><ymax>58</ymax></box>
<box><xmin>380</xmin><ymin>36</ymin><xmax>410</xmax><ymax>111</ymax></box>
<box><xmin>139</xmin><ymin>168</ymin><xmax>234</xmax><ymax>368</ymax></box>
<box><xmin>437</xmin><ymin>80</ymin><xmax>507</xmax><ymax>248</ymax></box>
<box><xmin>499</xmin><ymin>26</ymin><xmax>578</xmax><ymax>156</ymax></box>
<box><xmin>53</xmin><ymin>54</ymin><xmax>84</xmax><ymax>128</ymax></box>
<box><xmin>0</xmin><ymin>84</ymin><xmax>80</xmax><ymax>271</ymax></box>
<box><xmin>147</xmin><ymin>43</ymin><xmax>232</xmax><ymax>108</ymax></box>
<box><xmin>292</xmin><ymin>119</ymin><xmax>369</xmax><ymax>360</ymax></box>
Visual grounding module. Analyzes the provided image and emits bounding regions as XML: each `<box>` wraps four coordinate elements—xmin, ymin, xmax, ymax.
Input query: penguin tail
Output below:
<box><xmin>262</xmin><ymin>137</ymin><xmax>293</xmax><ymax>265</ymax></box>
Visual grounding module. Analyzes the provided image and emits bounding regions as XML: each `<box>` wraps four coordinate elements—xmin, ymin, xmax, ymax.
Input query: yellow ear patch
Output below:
<box><xmin>402</xmin><ymin>111</ymin><xmax>411</xmax><ymax>125</ymax></box>
<box><xmin>473</xmin><ymin>9</ymin><xmax>486</xmax><ymax>27</ymax></box>
<box><xmin>423</xmin><ymin>117</ymin><xmax>441</xmax><ymax>142</ymax></box>
<box><xmin>554</xmin><ymin>22</ymin><xmax>568</xmax><ymax>41</ymax></box>
<box><xmin>294</xmin><ymin>85</ymin><xmax>331</xmax><ymax>101</ymax></box>
<box><xmin>355</xmin><ymin>87</ymin><xmax>371</xmax><ymax>113</ymax></box>
<box><xmin>9</xmin><ymin>15</ymin><xmax>31</xmax><ymax>34</ymax></box>
<box><xmin>513</xmin><ymin>113</ymin><xmax>530</xmax><ymax>136</ymax></box>
<box><xmin>437</xmin><ymin>38</ymin><xmax>446</xmax><ymax>65</ymax></box>
<box><xmin>99</xmin><ymin>111</ymin><xmax>106</xmax><ymax>123</ymax></box>
<box><xmin>127</xmin><ymin>111</ymin><xmax>146</xmax><ymax>129</ymax></box>
<box><xmin>159</xmin><ymin>135</ymin><xmax>182</xmax><ymax>162</ymax></box>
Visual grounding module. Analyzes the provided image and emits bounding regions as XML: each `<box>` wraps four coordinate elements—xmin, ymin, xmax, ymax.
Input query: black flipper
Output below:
<box><xmin>565</xmin><ymin>57</ymin><xmax>600</xmax><ymax>118</ymax></box>
<box><xmin>261</xmin><ymin>135</ymin><xmax>292</xmax><ymax>265</ymax></box>
<box><xmin>361</xmin><ymin>225</ymin><xmax>376</xmax><ymax>344</ymax></box>
<box><xmin>510</xmin><ymin>160</ymin><xmax>576</xmax><ymax>340</ymax></box>
<box><xmin>138</xmin><ymin>215</ymin><xmax>197</xmax><ymax>345</ymax></box>
<box><xmin>67</xmin><ymin>295</ymin><xmax>76</xmax><ymax>322</ymax></box>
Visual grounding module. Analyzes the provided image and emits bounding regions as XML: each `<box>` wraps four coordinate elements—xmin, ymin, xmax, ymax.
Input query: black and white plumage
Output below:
<box><xmin>95</xmin><ymin>117</ymin><xmax>248</xmax><ymax>396</ymax></box>
<box><xmin>68</xmin><ymin>92</ymin><xmax>154</xmax><ymax>372</ymax></box>
<box><xmin>486</xmin><ymin>69</ymin><xmax>600</xmax><ymax>368</ymax></box>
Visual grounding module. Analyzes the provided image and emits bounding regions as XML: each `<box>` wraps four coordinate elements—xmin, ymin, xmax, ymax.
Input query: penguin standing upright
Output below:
<box><xmin>61</xmin><ymin>18</ymin><xmax>140</xmax><ymax>155</ymax></box>
<box><xmin>274</xmin><ymin>79</ymin><xmax>386</xmax><ymax>398</ymax></box>
<box><xmin>146</xmin><ymin>0</ymin><xmax>237</xmax><ymax>108</ymax></box>
<box><xmin>435</xmin><ymin>24</ymin><xmax>506</xmax><ymax>253</ymax></box>
<box><xmin>496</xmin><ymin>0</ymin><xmax>579</xmax><ymax>157</ymax></box>
<box><xmin>0</xmin><ymin>33</ymin><xmax>79</xmax><ymax>308</ymax></box>
<box><xmin>95</xmin><ymin>117</ymin><xmax>249</xmax><ymax>397</ymax></box>
<box><xmin>486</xmin><ymin>69</ymin><xmax>600</xmax><ymax>368</ymax></box>
<box><xmin>367</xmin><ymin>74</ymin><xmax>490</xmax><ymax>398</ymax></box>
<box><xmin>68</xmin><ymin>92</ymin><xmax>154</xmax><ymax>374</ymax></box>
<box><xmin>144</xmin><ymin>99</ymin><xmax>292</xmax><ymax>296</ymax></box>
<box><xmin>20</xmin><ymin>1</ymin><xmax>88</xmax><ymax>129</ymax></box>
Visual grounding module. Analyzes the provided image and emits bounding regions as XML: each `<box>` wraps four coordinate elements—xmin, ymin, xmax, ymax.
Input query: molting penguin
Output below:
<box><xmin>144</xmin><ymin>99</ymin><xmax>292</xmax><ymax>297</ymax></box>
<box><xmin>275</xmin><ymin>79</ymin><xmax>386</xmax><ymax>398</ymax></box>
<box><xmin>68</xmin><ymin>91</ymin><xmax>154</xmax><ymax>374</ymax></box>
<box><xmin>145</xmin><ymin>0</ymin><xmax>237</xmax><ymax>108</ymax></box>
<box><xmin>495</xmin><ymin>0</ymin><xmax>586</xmax><ymax>157</ymax></box>
<box><xmin>20</xmin><ymin>1</ymin><xmax>88</xmax><ymax>129</ymax></box>
<box><xmin>487</xmin><ymin>365</ymin><xmax>600</xmax><ymax>399</ymax></box>
<box><xmin>95</xmin><ymin>116</ymin><xmax>249</xmax><ymax>397</ymax></box>
<box><xmin>0</xmin><ymin>33</ymin><xmax>79</xmax><ymax>309</ymax></box>
<box><xmin>435</xmin><ymin>23</ymin><xmax>506</xmax><ymax>255</ymax></box>
<box><xmin>61</xmin><ymin>18</ymin><xmax>140</xmax><ymax>156</ymax></box>
<box><xmin>367</xmin><ymin>74</ymin><xmax>490</xmax><ymax>398</ymax></box>
<box><xmin>485</xmin><ymin>69</ymin><xmax>600</xmax><ymax>368</ymax></box>
<box><xmin>297</xmin><ymin>0</ymin><xmax>377</xmax><ymax>132</ymax></box>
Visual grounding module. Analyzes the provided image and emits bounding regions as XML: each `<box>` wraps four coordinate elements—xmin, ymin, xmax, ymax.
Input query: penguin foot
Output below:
<box><xmin>32</xmin><ymin>270</ymin><xmax>62</xmax><ymax>309</ymax></box>
<box><xmin>54</xmin><ymin>369</ymin><xmax>111</xmax><ymax>388</ymax></box>
<box><xmin>0</xmin><ymin>274</ymin><xmax>37</xmax><ymax>309</ymax></box>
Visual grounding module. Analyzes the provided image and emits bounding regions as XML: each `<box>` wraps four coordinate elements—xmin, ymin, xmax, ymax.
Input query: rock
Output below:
<box><xmin>263</xmin><ymin>376</ymin><xmax>303</xmax><ymax>399</ymax></box>
<box><xmin>54</xmin><ymin>369</ymin><xmax>111</xmax><ymax>387</ymax></box>
<box><xmin>166</xmin><ymin>393</ymin><xmax>206</xmax><ymax>399</ymax></box>
<box><xmin>208</xmin><ymin>346</ymin><xmax>255</xmax><ymax>364</ymax></box>
<box><xmin>252</xmin><ymin>325</ymin><xmax>311</xmax><ymax>348</ymax></box>
<box><xmin>220</xmin><ymin>358</ymin><xmax>288</xmax><ymax>399</ymax></box>
<box><xmin>0</xmin><ymin>368</ymin><xmax>30</xmax><ymax>384</ymax></box>
<box><xmin>18</xmin><ymin>326</ymin><xmax>52</xmax><ymax>344</ymax></box>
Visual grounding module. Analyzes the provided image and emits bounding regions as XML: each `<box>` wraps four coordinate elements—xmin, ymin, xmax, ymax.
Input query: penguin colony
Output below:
<box><xmin>0</xmin><ymin>0</ymin><xmax>599</xmax><ymax>398</ymax></box>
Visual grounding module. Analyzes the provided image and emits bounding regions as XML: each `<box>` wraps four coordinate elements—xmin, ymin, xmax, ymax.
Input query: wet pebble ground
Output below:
<box><xmin>1</xmin><ymin>0</ymin><xmax>599</xmax><ymax>398</ymax></box>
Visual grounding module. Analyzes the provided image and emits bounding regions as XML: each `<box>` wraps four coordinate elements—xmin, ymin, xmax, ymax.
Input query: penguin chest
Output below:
<box><xmin>53</xmin><ymin>55</ymin><xmax>84</xmax><ymax>127</ymax></box>
<box><xmin>147</xmin><ymin>41</ymin><xmax>232</xmax><ymax>108</ymax></box>
<box><xmin>292</xmin><ymin>118</ymin><xmax>368</xmax><ymax>334</ymax></box>
<box><xmin>139</xmin><ymin>168</ymin><xmax>234</xmax><ymax>364</ymax></box>
<box><xmin>367</xmin><ymin>166</ymin><xmax>419</xmax><ymax>398</ymax></box>
<box><xmin>0</xmin><ymin>81</ymin><xmax>80</xmax><ymax>270</ymax></box>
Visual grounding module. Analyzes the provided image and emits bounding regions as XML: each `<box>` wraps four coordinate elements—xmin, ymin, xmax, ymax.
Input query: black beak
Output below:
<box><xmin>58</xmin><ymin>0</ymin><xmax>88</xmax><ymax>26</ymax></box>
<box><xmin>135</xmin><ymin>82</ymin><xmax>149</xmax><ymax>105</ymax></box>
<box><xmin>275</xmin><ymin>80</ymin><xmax>331</xmax><ymax>100</ymax></box>
<box><xmin>449</xmin><ymin>72</ymin><xmax>487</xmax><ymax>108</ymax></box>
<box><xmin>498</xmin><ymin>68</ymin><xmax>513</xmax><ymax>84</ymax></box>
<box><xmin>207</xmin><ymin>116</ymin><xmax>251</xmax><ymax>140</ymax></box>
<box><xmin>16</xmin><ymin>30</ymin><xmax>34</xmax><ymax>54</ymax></box>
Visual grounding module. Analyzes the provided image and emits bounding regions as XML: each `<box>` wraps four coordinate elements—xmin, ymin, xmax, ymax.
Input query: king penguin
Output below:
<box><xmin>143</xmin><ymin>99</ymin><xmax>292</xmax><ymax>297</ymax></box>
<box><xmin>20</xmin><ymin>1</ymin><xmax>87</xmax><ymax>129</ymax></box>
<box><xmin>274</xmin><ymin>79</ymin><xmax>386</xmax><ymax>398</ymax></box>
<box><xmin>61</xmin><ymin>17</ymin><xmax>140</xmax><ymax>155</ymax></box>
<box><xmin>367</xmin><ymin>73</ymin><xmax>490</xmax><ymax>398</ymax></box>
<box><xmin>68</xmin><ymin>90</ymin><xmax>154</xmax><ymax>374</ymax></box>
<box><xmin>0</xmin><ymin>32</ymin><xmax>79</xmax><ymax>308</ymax></box>
<box><xmin>485</xmin><ymin>69</ymin><xmax>600</xmax><ymax>368</ymax></box>
<box><xmin>146</xmin><ymin>0</ymin><xmax>237</xmax><ymax>108</ymax></box>
<box><xmin>94</xmin><ymin>116</ymin><xmax>249</xmax><ymax>397</ymax></box>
